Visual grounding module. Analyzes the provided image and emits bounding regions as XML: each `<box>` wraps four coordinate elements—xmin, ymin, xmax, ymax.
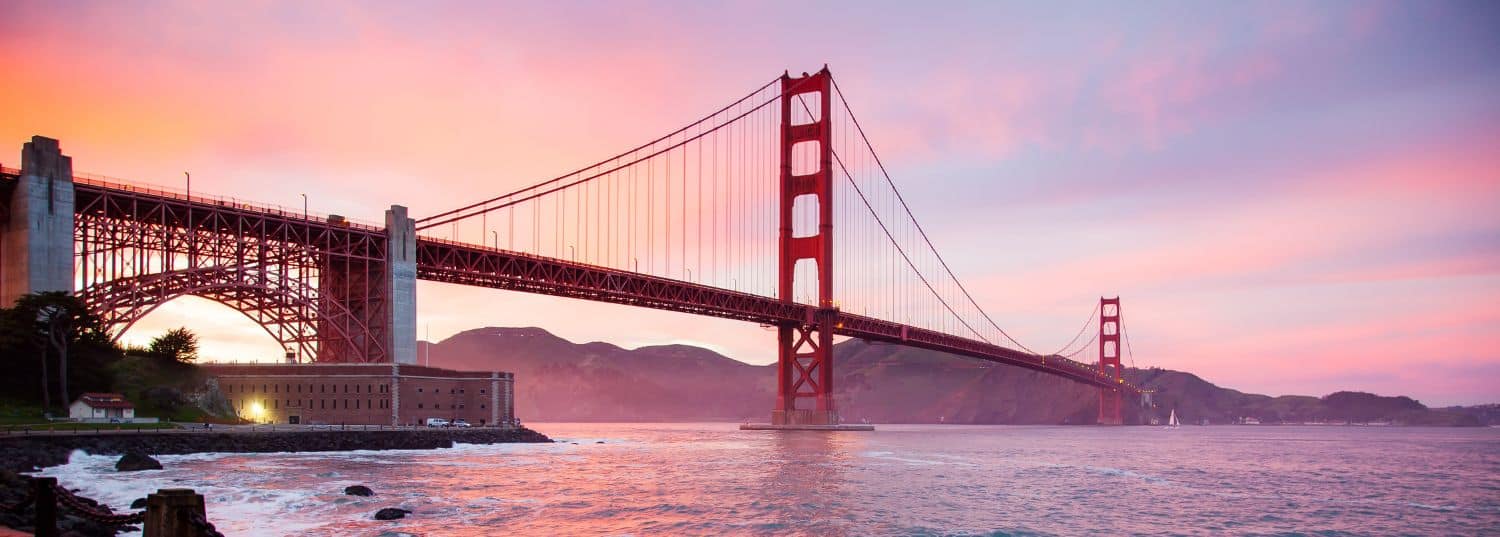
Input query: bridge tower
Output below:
<box><xmin>1098</xmin><ymin>297</ymin><xmax>1124</xmax><ymax>425</ymax></box>
<box><xmin>772</xmin><ymin>68</ymin><xmax>839</xmax><ymax>427</ymax></box>
<box><xmin>1</xmin><ymin>136</ymin><xmax>75</xmax><ymax>307</ymax></box>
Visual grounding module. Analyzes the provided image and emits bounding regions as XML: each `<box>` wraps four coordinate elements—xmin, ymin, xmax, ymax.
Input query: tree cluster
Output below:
<box><xmin>0</xmin><ymin>292</ymin><xmax>202</xmax><ymax>413</ymax></box>
<box><xmin>0</xmin><ymin>292</ymin><xmax>120</xmax><ymax>412</ymax></box>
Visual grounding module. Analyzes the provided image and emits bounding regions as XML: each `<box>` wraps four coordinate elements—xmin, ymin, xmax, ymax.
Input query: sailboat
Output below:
<box><xmin>1165</xmin><ymin>409</ymin><xmax>1180</xmax><ymax>429</ymax></box>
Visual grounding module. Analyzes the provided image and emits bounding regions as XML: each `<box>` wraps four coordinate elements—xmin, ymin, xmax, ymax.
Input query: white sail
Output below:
<box><xmin>1168</xmin><ymin>409</ymin><xmax>1180</xmax><ymax>427</ymax></box>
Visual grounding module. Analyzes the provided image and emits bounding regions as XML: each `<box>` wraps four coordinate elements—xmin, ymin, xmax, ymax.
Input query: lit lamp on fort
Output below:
<box><xmin>247</xmin><ymin>401</ymin><xmax>267</xmax><ymax>423</ymax></box>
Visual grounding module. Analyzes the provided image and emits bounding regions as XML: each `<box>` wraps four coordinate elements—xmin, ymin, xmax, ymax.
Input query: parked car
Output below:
<box><xmin>424</xmin><ymin>418</ymin><xmax>450</xmax><ymax>427</ymax></box>
<box><xmin>452</xmin><ymin>419</ymin><xmax>471</xmax><ymax>428</ymax></box>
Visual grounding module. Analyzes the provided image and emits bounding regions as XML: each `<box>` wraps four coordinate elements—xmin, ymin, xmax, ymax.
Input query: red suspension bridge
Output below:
<box><xmin>0</xmin><ymin>67</ymin><xmax>1143</xmax><ymax>426</ymax></box>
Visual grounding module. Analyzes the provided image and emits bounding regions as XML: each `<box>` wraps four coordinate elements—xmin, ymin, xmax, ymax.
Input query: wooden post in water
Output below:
<box><xmin>144</xmin><ymin>488</ymin><xmax>206</xmax><ymax>537</ymax></box>
<box><xmin>31</xmin><ymin>476</ymin><xmax>58</xmax><ymax>537</ymax></box>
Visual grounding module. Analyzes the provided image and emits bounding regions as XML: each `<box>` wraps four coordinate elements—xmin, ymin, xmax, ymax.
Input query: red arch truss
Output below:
<box><xmin>79</xmin><ymin>264</ymin><xmax>370</xmax><ymax>362</ymax></box>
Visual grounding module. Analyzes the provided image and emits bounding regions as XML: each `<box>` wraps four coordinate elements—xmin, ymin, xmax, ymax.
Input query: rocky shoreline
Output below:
<box><xmin>0</xmin><ymin>427</ymin><xmax>553</xmax><ymax>473</ymax></box>
<box><xmin>0</xmin><ymin>427</ymin><xmax>553</xmax><ymax>535</ymax></box>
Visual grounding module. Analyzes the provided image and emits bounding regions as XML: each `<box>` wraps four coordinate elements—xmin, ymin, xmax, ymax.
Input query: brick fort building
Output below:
<box><xmin>204</xmin><ymin>363</ymin><xmax>515</xmax><ymax>427</ymax></box>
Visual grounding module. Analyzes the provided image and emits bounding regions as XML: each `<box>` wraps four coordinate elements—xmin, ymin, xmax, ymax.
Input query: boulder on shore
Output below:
<box><xmin>130</xmin><ymin>497</ymin><xmax>148</xmax><ymax>509</ymax></box>
<box><xmin>115</xmin><ymin>452</ymin><xmax>162</xmax><ymax>472</ymax></box>
<box><xmin>344</xmin><ymin>485</ymin><xmax>375</xmax><ymax>497</ymax></box>
<box><xmin>374</xmin><ymin>507</ymin><xmax>411</xmax><ymax>520</ymax></box>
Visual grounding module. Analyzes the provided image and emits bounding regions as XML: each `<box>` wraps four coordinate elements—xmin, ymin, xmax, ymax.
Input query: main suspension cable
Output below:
<box><xmin>829</xmin><ymin>74</ymin><xmax>1040</xmax><ymax>355</ymax></box>
<box><xmin>419</xmin><ymin>78</ymin><xmax>813</xmax><ymax>232</ymax></box>
<box><xmin>417</xmin><ymin>76</ymin><xmax>782</xmax><ymax>229</ymax></box>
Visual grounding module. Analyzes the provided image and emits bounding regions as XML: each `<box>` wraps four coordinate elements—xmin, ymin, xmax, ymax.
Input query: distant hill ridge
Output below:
<box><xmin>421</xmin><ymin>327</ymin><xmax>1488</xmax><ymax>426</ymax></box>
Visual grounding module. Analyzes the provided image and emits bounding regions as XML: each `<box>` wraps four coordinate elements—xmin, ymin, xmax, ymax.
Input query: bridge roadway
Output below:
<box><xmin>0</xmin><ymin>168</ymin><xmax>1139</xmax><ymax>395</ymax></box>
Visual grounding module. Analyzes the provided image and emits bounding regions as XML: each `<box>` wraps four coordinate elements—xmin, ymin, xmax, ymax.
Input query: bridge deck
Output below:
<box><xmin>1</xmin><ymin>170</ymin><xmax>1139</xmax><ymax>394</ymax></box>
<box><xmin>418</xmin><ymin>237</ymin><xmax>1139</xmax><ymax>393</ymax></box>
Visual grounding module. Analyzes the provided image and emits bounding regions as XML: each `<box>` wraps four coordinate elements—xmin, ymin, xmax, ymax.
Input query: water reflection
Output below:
<box><xmin>754</xmin><ymin>430</ymin><xmax>865</xmax><ymax>536</ymax></box>
<box><xmin>35</xmin><ymin>423</ymin><xmax>1500</xmax><ymax>536</ymax></box>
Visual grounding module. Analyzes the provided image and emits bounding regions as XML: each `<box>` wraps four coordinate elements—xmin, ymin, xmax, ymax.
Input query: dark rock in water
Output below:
<box><xmin>374</xmin><ymin>507</ymin><xmax>411</xmax><ymax>520</ymax></box>
<box><xmin>595</xmin><ymin>441</ymin><xmax>605</xmax><ymax>444</ymax></box>
<box><xmin>115</xmin><ymin>452</ymin><xmax>162</xmax><ymax>472</ymax></box>
<box><xmin>345</xmin><ymin>485</ymin><xmax>375</xmax><ymax>497</ymax></box>
<box><xmin>130</xmin><ymin>497</ymin><xmax>148</xmax><ymax>509</ymax></box>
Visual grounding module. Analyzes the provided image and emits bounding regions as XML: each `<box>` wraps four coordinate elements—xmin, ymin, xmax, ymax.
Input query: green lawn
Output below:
<box><xmin>0</xmin><ymin>400</ymin><xmax>51</xmax><ymax>423</ymax></box>
<box><xmin>0</xmin><ymin>396</ymin><xmax>195</xmax><ymax>428</ymax></box>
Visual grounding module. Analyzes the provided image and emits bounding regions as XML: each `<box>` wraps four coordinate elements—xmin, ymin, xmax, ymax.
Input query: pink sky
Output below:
<box><xmin>2</xmin><ymin>1</ymin><xmax>1497</xmax><ymax>405</ymax></box>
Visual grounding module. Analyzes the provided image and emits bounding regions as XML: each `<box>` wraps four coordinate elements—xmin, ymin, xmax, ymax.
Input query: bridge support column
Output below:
<box><xmin>2</xmin><ymin>136</ymin><xmax>74</xmax><ymax>308</ymax></box>
<box><xmin>773</xmin><ymin>310</ymin><xmax>838</xmax><ymax>426</ymax></box>
<box><xmin>384</xmin><ymin>205</ymin><xmax>417</xmax><ymax>364</ymax></box>
<box><xmin>1098</xmin><ymin>297</ymin><xmax>1124</xmax><ymax>425</ymax></box>
<box><xmin>313</xmin><ymin>205</ymin><xmax>415</xmax><ymax>363</ymax></box>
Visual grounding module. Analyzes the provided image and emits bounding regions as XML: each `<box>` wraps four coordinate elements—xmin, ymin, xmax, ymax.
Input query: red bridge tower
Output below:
<box><xmin>772</xmin><ymin>68</ymin><xmax>839</xmax><ymax>427</ymax></box>
<box><xmin>1098</xmin><ymin>297</ymin><xmax>1125</xmax><ymax>425</ymax></box>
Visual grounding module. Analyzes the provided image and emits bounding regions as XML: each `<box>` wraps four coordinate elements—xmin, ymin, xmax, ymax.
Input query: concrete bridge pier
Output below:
<box><xmin>384</xmin><ymin>204</ymin><xmax>417</xmax><ymax>364</ymax></box>
<box><xmin>314</xmin><ymin>204</ymin><xmax>417</xmax><ymax>364</ymax></box>
<box><xmin>1</xmin><ymin>136</ymin><xmax>75</xmax><ymax>307</ymax></box>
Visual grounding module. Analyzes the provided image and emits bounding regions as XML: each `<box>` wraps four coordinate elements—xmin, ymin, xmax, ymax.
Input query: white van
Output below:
<box><xmin>424</xmin><ymin>418</ymin><xmax>450</xmax><ymax>427</ymax></box>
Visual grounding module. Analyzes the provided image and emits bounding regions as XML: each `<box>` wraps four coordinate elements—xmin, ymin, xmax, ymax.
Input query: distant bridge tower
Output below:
<box><xmin>772</xmin><ymin>68</ymin><xmax>838</xmax><ymax>426</ymax></box>
<box><xmin>1098</xmin><ymin>297</ymin><xmax>1124</xmax><ymax>425</ymax></box>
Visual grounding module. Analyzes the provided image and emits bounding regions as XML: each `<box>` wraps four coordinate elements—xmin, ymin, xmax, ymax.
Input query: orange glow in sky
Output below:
<box><xmin>1</xmin><ymin>1</ymin><xmax>1496</xmax><ymax>405</ymax></box>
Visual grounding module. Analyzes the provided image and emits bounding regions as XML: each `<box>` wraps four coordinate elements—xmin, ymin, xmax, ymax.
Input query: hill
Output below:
<box><xmin>423</xmin><ymin>327</ymin><xmax>1487</xmax><ymax>426</ymax></box>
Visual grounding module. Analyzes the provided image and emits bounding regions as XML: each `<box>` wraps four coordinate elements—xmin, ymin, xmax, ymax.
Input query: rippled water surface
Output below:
<box><xmin>37</xmin><ymin>423</ymin><xmax>1500</xmax><ymax>536</ymax></box>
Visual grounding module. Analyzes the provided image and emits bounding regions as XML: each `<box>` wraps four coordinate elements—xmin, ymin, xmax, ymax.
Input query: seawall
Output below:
<box><xmin>0</xmin><ymin>427</ymin><xmax>553</xmax><ymax>472</ymax></box>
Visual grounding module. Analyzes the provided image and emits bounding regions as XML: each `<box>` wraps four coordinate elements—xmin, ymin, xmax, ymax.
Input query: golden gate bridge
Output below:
<box><xmin>0</xmin><ymin>67</ymin><xmax>1142</xmax><ymax>427</ymax></box>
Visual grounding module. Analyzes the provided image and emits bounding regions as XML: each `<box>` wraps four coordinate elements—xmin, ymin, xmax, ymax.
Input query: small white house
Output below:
<box><xmin>69</xmin><ymin>392</ymin><xmax>136</xmax><ymax>421</ymax></box>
